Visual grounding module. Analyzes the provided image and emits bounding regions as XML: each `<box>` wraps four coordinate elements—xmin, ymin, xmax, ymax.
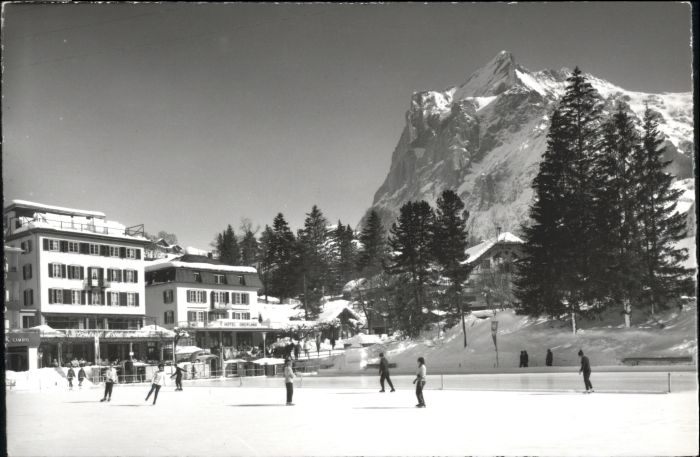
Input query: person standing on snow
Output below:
<box><xmin>78</xmin><ymin>366</ymin><xmax>86</xmax><ymax>388</ymax></box>
<box><xmin>170</xmin><ymin>364</ymin><xmax>185</xmax><ymax>391</ymax></box>
<box><xmin>578</xmin><ymin>350</ymin><xmax>593</xmax><ymax>393</ymax></box>
<box><xmin>145</xmin><ymin>363</ymin><xmax>167</xmax><ymax>405</ymax></box>
<box><xmin>523</xmin><ymin>350</ymin><xmax>529</xmax><ymax>367</ymax></box>
<box><xmin>378</xmin><ymin>353</ymin><xmax>395</xmax><ymax>392</ymax></box>
<box><xmin>413</xmin><ymin>357</ymin><xmax>427</xmax><ymax>408</ymax></box>
<box><xmin>294</xmin><ymin>341</ymin><xmax>301</xmax><ymax>360</ymax></box>
<box><xmin>546</xmin><ymin>349</ymin><xmax>553</xmax><ymax>367</ymax></box>
<box><xmin>284</xmin><ymin>358</ymin><xmax>295</xmax><ymax>406</ymax></box>
<box><xmin>100</xmin><ymin>364</ymin><xmax>118</xmax><ymax>402</ymax></box>
<box><xmin>66</xmin><ymin>365</ymin><xmax>75</xmax><ymax>390</ymax></box>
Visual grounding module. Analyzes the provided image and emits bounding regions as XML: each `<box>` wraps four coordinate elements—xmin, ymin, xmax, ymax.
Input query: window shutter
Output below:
<box><xmin>100</xmin><ymin>245</ymin><xmax>108</xmax><ymax>256</ymax></box>
<box><xmin>22</xmin><ymin>265</ymin><xmax>26</xmax><ymax>280</ymax></box>
<box><xmin>29</xmin><ymin>264</ymin><xmax>32</xmax><ymax>279</ymax></box>
<box><xmin>80</xmin><ymin>243</ymin><xmax>89</xmax><ymax>254</ymax></box>
<box><xmin>49</xmin><ymin>290</ymin><xmax>54</xmax><ymax>304</ymax></box>
<box><xmin>242</xmin><ymin>293</ymin><xmax>248</xmax><ymax>305</ymax></box>
<box><xmin>133</xmin><ymin>270</ymin><xmax>138</xmax><ymax>283</ymax></box>
<box><xmin>80</xmin><ymin>267</ymin><xmax>85</xmax><ymax>280</ymax></box>
<box><xmin>48</xmin><ymin>264</ymin><xmax>54</xmax><ymax>278</ymax></box>
<box><xmin>43</xmin><ymin>239</ymin><xmax>49</xmax><ymax>250</ymax></box>
<box><xmin>135</xmin><ymin>294</ymin><xmax>140</xmax><ymax>307</ymax></box>
<box><xmin>61</xmin><ymin>264</ymin><xmax>67</xmax><ymax>278</ymax></box>
<box><xmin>210</xmin><ymin>291</ymin><xmax>215</xmax><ymax>306</ymax></box>
<box><xmin>135</xmin><ymin>249</ymin><xmax>141</xmax><ymax>260</ymax></box>
<box><xmin>120</xmin><ymin>292</ymin><xmax>127</xmax><ymax>306</ymax></box>
<box><xmin>101</xmin><ymin>291</ymin><xmax>105</xmax><ymax>305</ymax></box>
<box><xmin>64</xmin><ymin>289</ymin><xmax>72</xmax><ymax>304</ymax></box>
<box><xmin>119</xmin><ymin>247</ymin><xmax>126</xmax><ymax>258</ymax></box>
<box><xmin>225</xmin><ymin>292</ymin><xmax>230</xmax><ymax>304</ymax></box>
<box><xmin>98</xmin><ymin>268</ymin><xmax>104</xmax><ymax>282</ymax></box>
<box><xmin>87</xmin><ymin>291</ymin><xmax>92</xmax><ymax>305</ymax></box>
<box><xmin>81</xmin><ymin>290</ymin><xmax>86</xmax><ymax>305</ymax></box>
<box><xmin>67</xmin><ymin>266</ymin><xmax>73</xmax><ymax>280</ymax></box>
<box><xmin>163</xmin><ymin>291</ymin><xmax>167</xmax><ymax>302</ymax></box>
<box><xmin>60</xmin><ymin>241</ymin><xmax>68</xmax><ymax>252</ymax></box>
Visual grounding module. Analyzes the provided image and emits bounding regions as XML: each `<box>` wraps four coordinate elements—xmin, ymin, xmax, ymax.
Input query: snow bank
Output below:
<box><xmin>6</xmin><ymin>367</ymin><xmax>96</xmax><ymax>391</ymax></box>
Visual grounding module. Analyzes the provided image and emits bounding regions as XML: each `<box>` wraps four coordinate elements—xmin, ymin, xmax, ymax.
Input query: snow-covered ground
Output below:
<box><xmin>6</xmin><ymin>381</ymin><xmax>697</xmax><ymax>456</ymax></box>
<box><xmin>328</xmin><ymin>302</ymin><xmax>697</xmax><ymax>373</ymax></box>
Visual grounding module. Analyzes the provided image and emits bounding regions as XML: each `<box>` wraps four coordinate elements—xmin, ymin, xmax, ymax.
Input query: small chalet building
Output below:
<box><xmin>462</xmin><ymin>231</ymin><xmax>524</xmax><ymax>310</ymax></box>
<box><xmin>144</xmin><ymin>255</ymin><xmax>266</xmax><ymax>365</ymax></box>
<box><xmin>3</xmin><ymin>200</ymin><xmax>167</xmax><ymax>370</ymax></box>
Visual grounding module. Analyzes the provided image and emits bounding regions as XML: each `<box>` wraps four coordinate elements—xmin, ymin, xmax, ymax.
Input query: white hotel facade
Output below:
<box><xmin>3</xmin><ymin>200</ymin><xmax>168</xmax><ymax>370</ymax></box>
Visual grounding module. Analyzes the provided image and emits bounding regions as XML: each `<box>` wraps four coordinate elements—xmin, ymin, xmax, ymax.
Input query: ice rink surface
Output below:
<box><xmin>6</xmin><ymin>376</ymin><xmax>698</xmax><ymax>457</ymax></box>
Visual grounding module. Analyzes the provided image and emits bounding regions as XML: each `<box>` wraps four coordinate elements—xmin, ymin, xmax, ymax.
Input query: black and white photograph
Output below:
<box><xmin>1</xmin><ymin>2</ymin><xmax>697</xmax><ymax>456</ymax></box>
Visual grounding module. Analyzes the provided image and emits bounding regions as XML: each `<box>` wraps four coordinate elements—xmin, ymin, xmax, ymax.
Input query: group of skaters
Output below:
<box><xmin>65</xmin><ymin>365</ymin><xmax>87</xmax><ymax>389</ymax></box>
<box><xmin>519</xmin><ymin>348</ymin><xmax>554</xmax><ymax>367</ymax></box>
<box><xmin>91</xmin><ymin>348</ymin><xmax>594</xmax><ymax>406</ymax></box>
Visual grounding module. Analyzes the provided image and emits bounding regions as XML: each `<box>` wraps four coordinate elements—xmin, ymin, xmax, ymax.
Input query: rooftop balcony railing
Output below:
<box><xmin>6</xmin><ymin>216</ymin><xmax>145</xmax><ymax>238</ymax></box>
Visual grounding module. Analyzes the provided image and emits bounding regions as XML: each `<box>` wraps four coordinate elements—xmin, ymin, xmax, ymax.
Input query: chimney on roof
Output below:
<box><xmin>496</xmin><ymin>226</ymin><xmax>502</xmax><ymax>240</ymax></box>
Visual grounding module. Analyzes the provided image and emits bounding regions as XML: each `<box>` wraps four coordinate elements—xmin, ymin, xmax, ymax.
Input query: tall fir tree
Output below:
<box><xmin>297</xmin><ymin>205</ymin><xmax>330</xmax><ymax>318</ymax></box>
<box><xmin>216</xmin><ymin>225</ymin><xmax>241</xmax><ymax>265</ymax></box>
<box><xmin>430</xmin><ymin>189</ymin><xmax>470</xmax><ymax>347</ymax></box>
<box><xmin>355</xmin><ymin>209</ymin><xmax>389</xmax><ymax>333</ymax></box>
<box><xmin>258</xmin><ymin>225</ymin><xmax>275</xmax><ymax>301</ymax></box>
<box><xmin>329</xmin><ymin>222</ymin><xmax>357</xmax><ymax>295</ymax></box>
<box><xmin>240</xmin><ymin>229</ymin><xmax>259</xmax><ymax>266</ymax></box>
<box><xmin>515</xmin><ymin>109</ymin><xmax>577</xmax><ymax>320</ymax></box>
<box><xmin>516</xmin><ymin>68</ymin><xmax>603</xmax><ymax>332</ymax></box>
<box><xmin>386</xmin><ymin>200</ymin><xmax>435</xmax><ymax>337</ymax></box>
<box><xmin>635</xmin><ymin>106</ymin><xmax>693</xmax><ymax>314</ymax></box>
<box><xmin>594</xmin><ymin>106</ymin><xmax>644</xmax><ymax>325</ymax></box>
<box><xmin>270</xmin><ymin>213</ymin><xmax>298</xmax><ymax>300</ymax></box>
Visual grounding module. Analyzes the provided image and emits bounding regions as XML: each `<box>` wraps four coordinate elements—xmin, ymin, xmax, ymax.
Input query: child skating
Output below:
<box><xmin>145</xmin><ymin>363</ymin><xmax>166</xmax><ymax>405</ymax></box>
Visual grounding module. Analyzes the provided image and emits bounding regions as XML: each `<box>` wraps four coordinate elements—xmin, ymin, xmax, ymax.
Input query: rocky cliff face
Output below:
<box><xmin>371</xmin><ymin>51</ymin><xmax>694</xmax><ymax>240</ymax></box>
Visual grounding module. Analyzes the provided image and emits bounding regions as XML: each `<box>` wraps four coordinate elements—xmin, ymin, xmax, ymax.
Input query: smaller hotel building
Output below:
<box><xmin>145</xmin><ymin>255</ymin><xmax>267</xmax><ymax>364</ymax></box>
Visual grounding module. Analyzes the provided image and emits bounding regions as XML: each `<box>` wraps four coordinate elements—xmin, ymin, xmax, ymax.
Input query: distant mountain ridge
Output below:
<box><xmin>370</xmin><ymin>51</ymin><xmax>694</xmax><ymax>241</ymax></box>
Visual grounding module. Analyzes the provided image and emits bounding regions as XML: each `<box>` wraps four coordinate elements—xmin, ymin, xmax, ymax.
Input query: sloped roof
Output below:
<box><xmin>144</xmin><ymin>254</ymin><xmax>257</xmax><ymax>273</ymax></box>
<box><xmin>461</xmin><ymin>232</ymin><xmax>524</xmax><ymax>265</ymax></box>
<box><xmin>317</xmin><ymin>299</ymin><xmax>363</xmax><ymax>323</ymax></box>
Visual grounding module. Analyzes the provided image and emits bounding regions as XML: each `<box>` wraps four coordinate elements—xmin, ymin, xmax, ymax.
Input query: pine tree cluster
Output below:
<box><xmin>515</xmin><ymin>68</ymin><xmax>693</xmax><ymax>326</ymax></box>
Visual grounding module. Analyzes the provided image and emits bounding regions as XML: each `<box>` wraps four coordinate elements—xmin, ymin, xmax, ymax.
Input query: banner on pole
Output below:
<box><xmin>491</xmin><ymin>320</ymin><xmax>498</xmax><ymax>350</ymax></box>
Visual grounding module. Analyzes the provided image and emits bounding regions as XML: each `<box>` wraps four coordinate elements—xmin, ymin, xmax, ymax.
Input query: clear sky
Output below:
<box><xmin>1</xmin><ymin>2</ymin><xmax>693</xmax><ymax>249</ymax></box>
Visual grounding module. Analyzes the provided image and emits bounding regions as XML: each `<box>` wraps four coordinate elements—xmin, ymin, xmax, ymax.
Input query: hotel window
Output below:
<box><xmin>21</xmin><ymin>240</ymin><xmax>33</xmax><ymax>253</ymax></box>
<box><xmin>186</xmin><ymin>290</ymin><xmax>207</xmax><ymax>303</ymax></box>
<box><xmin>22</xmin><ymin>316</ymin><xmax>35</xmax><ymax>328</ymax></box>
<box><xmin>127</xmin><ymin>293</ymin><xmax>137</xmax><ymax>307</ymax></box>
<box><xmin>164</xmin><ymin>311</ymin><xmax>175</xmax><ymax>324</ymax></box>
<box><xmin>48</xmin><ymin>288</ymin><xmax>64</xmax><ymax>304</ymax></box>
<box><xmin>49</xmin><ymin>263</ymin><xmax>65</xmax><ymax>278</ymax></box>
<box><xmin>89</xmin><ymin>243</ymin><xmax>100</xmax><ymax>255</ymax></box>
<box><xmin>193</xmin><ymin>272</ymin><xmax>202</xmax><ymax>283</ymax></box>
<box><xmin>71</xmin><ymin>290</ymin><xmax>82</xmax><ymax>305</ymax></box>
<box><xmin>109</xmin><ymin>246</ymin><xmax>120</xmax><ymax>257</ymax></box>
<box><xmin>231</xmin><ymin>293</ymin><xmax>249</xmax><ymax>305</ymax></box>
<box><xmin>109</xmin><ymin>292</ymin><xmax>120</xmax><ymax>306</ymax></box>
<box><xmin>109</xmin><ymin>269</ymin><xmax>122</xmax><ymax>282</ymax></box>
<box><xmin>46</xmin><ymin>239</ymin><xmax>60</xmax><ymax>251</ymax></box>
<box><xmin>214</xmin><ymin>274</ymin><xmax>226</xmax><ymax>284</ymax></box>
<box><xmin>163</xmin><ymin>289</ymin><xmax>174</xmax><ymax>303</ymax></box>
<box><xmin>213</xmin><ymin>291</ymin><xmax>228</xmax><ymax>304</ymax></box>
<box><xmin>91</xmin><ymin>291</ymin><xmax>103</xmax><ymax>305</ymax></box>
<box><xmin>67</xmin><ymin>241</ymin><xmax>80</xmax><ymax>253</ymax></box>
<box><xmin>23</xmin><ymin>289</ymin><xmax>34</xmax><ymax>306</ymax></box>
<box><xmin>67</xmin><ymin>265</ymin><xmax>84</xmax><ymax>280</ymax></box>
<box><xmin>126</xmin><ymin>248</ymin><xmax>137</xmax><ymax>259</ymax></box>
<box><xmin>22</xmin><ymin>264</ymin><xmax>32</xmax><ymax>280</ymax></box>
<box><xmin>237</xmin><ymin>275</ymin><xmax>245</xmax><ymax>285</ymax></box>
<box><xmin>124</xmin><ymin>269</ymin><xmax>137</xmax><ymax>283</ymax></box>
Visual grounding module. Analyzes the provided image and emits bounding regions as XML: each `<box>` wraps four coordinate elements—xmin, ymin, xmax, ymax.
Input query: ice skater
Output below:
<box><xmin>66</xmin><ymin>365</ymin><xmax>75</xmax><ymax>390</ymax></box>
<box><xmin>100</xmin><ymin>364</ymin><xmax>118</xmax><ymax>402</ymax></box>
<box><xmin>413</xmin><ymin>357</ymin><xmax>426</xmax><ymax>408</ymax></box>
<box><xmin>145</xmin><ymin>363</ymin><xmax>166</xmax><ymax>405</ymax></box>
<box><xmin>170</xmin><ymin>364</ymin><xmax>184</xmax><ymax>391</ymax></box>
<box><xmin>294</xmin><ymin>341</ymin><xmax>301</xmax><ymax>360</ymax></box>
<box><xmin>78</xmin><ymin>366</ymin><xmax>86</xmax><ymax>388</ymax></box>
<box><xmin>546</xmin><ymin>349</ymin><xmax>553</xmax><ymax>367</ymax></box>
<box><xmin>284</xmin><ymin>358</ymin><xmax>295</xmax><ymax>406</ymax></box>
<box><xmin>578</xmin><ymin>350</ymin><xmax>593</xmax><ymax>393</ymax></box>
<box><xmin>378</xmin><ymin>353</ymin><xmax>395</xmax><ymax>392</ymax></box>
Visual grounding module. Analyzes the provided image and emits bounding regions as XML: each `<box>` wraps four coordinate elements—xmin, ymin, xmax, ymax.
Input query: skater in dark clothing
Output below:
<box><xmin>519</xmin><ymin>351</ymin><xmax>525</xmax><ymax>367</ymax></box>
<box><xmin>413</xmin><ymin>357</ymin><xmax>426</xmax><ymax>407</ymax></box>
<box><xmin>191</xmin><ymin>363</ymin><xmax>196</xmax><ymax>380</ymax></box>
<box><xmin>578</xmin><ymin>350</ymin><xmax>593</xmax><ymax>392</ymax></box>
<box><xmin>523</xmin><ymin>350</ymin><xmax>529</xmax><ymax>367</ymax></box>
<box><xmin>286</xmin><ymin>342</ymin><xmax>295</xmax><ymax>359</ymax></box>
<box><xmin>330</xmin><ymin>336</ymin><xmax>336</xmax><ymax>352</ymax></box>
<box><xmin>170</xmin><ymin>364</ymin><xmax>184</xmax><ymax>391</ymax></box>
<box><xmin>67</xmin><ymin>366</ymin><xmax>75</xmax><ymax>390</ymax></box>
<box><xmin>378</xmin><ymin>353</ymin><xmax>395</xmax><ymax>392</ymax></box>
<box><xmin>78</xmin><ymin>366</ymin><xmax>86</xmax><ymax>388</ymax></box>
<box><xmin>145</xmin><ymin>364</ymin><xmax>166</xmax><ymax>405</ymax></box>
<box><xmin>546</xmin><ymin>349</ymin><xmax>553</xmax><ymax>367</ymax></box>
<box><xmin>100</xmin><ymin>364</ymin><xmax>118</xmax><ymax>402</ymax></box>
<box><xmin>315</xmin><ymin>335</ymin><xmax>321</xmax><ymax>356</ymax></box>
<box><xmin>294</xmin><ymin>342</ymin><xmax>301</xmax><ymax>360</ymax></box>
<box><xmin>284</xmin><ymin>359</ymin><xmax>295</xmax><ymax>405</ymax></box>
